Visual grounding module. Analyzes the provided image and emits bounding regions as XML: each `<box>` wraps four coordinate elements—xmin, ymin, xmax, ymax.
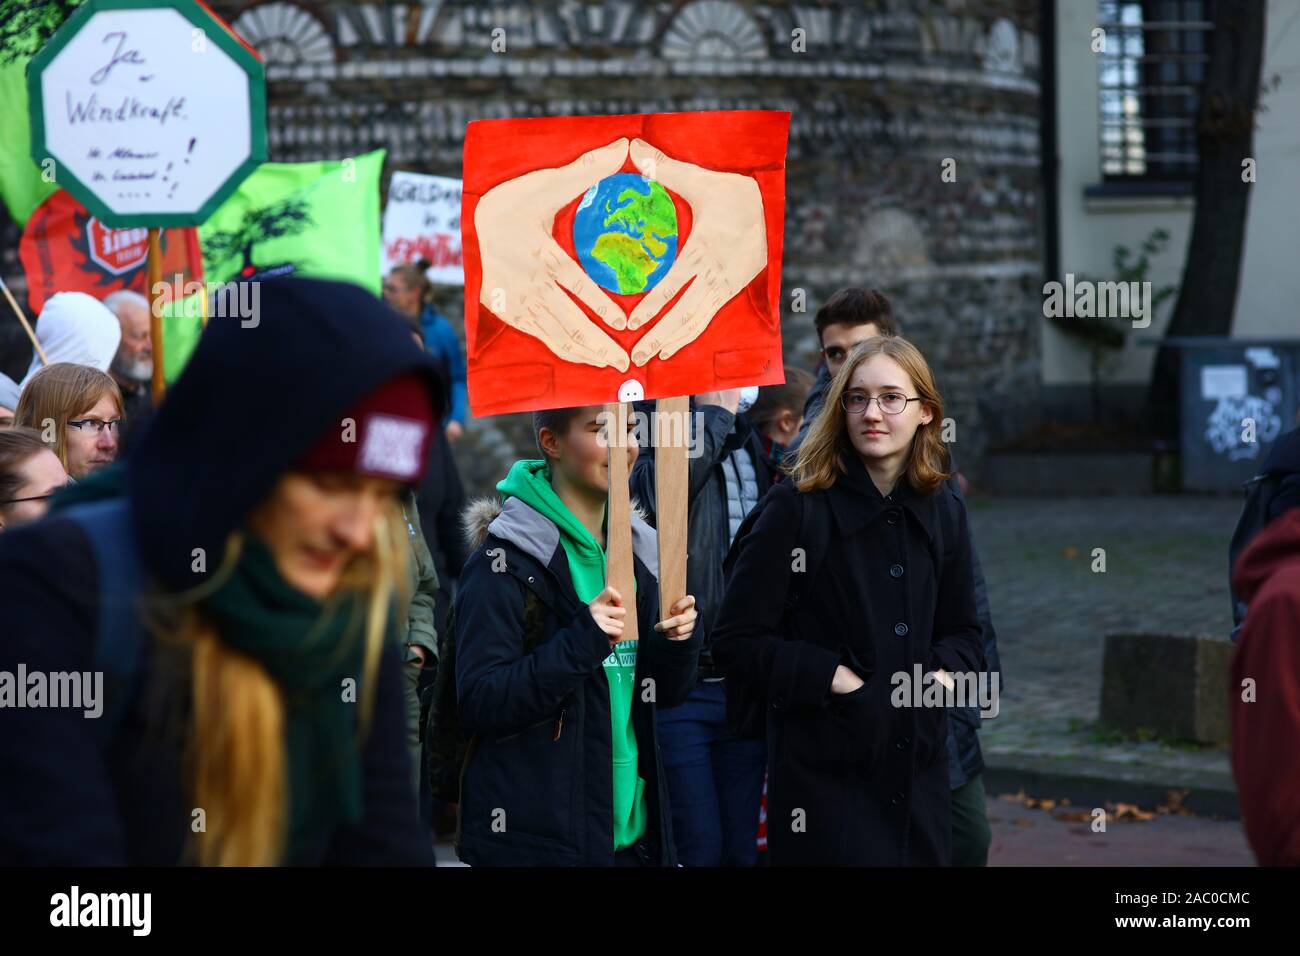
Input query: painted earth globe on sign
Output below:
<box><xmin>573</xmin><ymin>173</ymin><xmax>678</xmax><ymax>296</ymax></box>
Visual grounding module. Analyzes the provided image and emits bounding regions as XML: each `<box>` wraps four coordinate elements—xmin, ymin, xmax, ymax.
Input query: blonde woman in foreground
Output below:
<box><xmin>0</xmin><ymin>278</ymin><xmax>445</xmax><ymax>866</ymax></box>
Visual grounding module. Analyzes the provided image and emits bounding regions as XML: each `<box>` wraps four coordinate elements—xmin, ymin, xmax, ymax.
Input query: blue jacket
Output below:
<box><xmin>420</xmin><ymin>304</ymin><xmax>468</xmax><ymax>428</ymax></box>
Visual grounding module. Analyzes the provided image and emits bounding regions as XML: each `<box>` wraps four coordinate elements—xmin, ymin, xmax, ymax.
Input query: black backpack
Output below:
<box><xmin>1228</xmin><ymin>472</ymin><xmax>1286</xmax><ymax>642</ymax></box>
<box><xmin>421</xmin><ymin>565</ymin><xmax>549</xmax><ymax>805</ymax></box>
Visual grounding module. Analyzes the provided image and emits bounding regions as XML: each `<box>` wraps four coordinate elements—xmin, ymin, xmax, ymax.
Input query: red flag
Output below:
<box><xmin>19</xmin><ymin>190</ymin><xmax>204</xmax><ymax>315</ymax></box>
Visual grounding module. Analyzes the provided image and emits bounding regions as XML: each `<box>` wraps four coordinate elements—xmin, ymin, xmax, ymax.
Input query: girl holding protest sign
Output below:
<box><xmin>712</xmin><ymin>336</ymin><xmax>984</xmax><ymax>866</ymax></box>
<box><xmin>452</xmin><ymin>406</ymin><xmax>700</xmax><ymax>866</ymax></box>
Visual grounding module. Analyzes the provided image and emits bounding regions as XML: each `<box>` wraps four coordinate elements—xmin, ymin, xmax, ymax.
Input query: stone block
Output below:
<box><xmin>1100</xmin><ymin>632</ymin><xmax>1234</xmax><ymax>745</ymax></box>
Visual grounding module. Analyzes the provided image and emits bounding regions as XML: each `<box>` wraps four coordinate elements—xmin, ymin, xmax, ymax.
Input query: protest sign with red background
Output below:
<box><xmin>462</xmin><ymin>110</ymin><xmax>789</xmax><ymax>417</ymax></box>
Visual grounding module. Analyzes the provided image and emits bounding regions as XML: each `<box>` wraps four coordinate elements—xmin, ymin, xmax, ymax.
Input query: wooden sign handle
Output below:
<box><xmin>604</xmin><ymin>401</ymin><xmax>638</xmax><ymax>642</ymax></box>
<box><xmin>655</xmin><ymin>395</ymin><xmax>690</xmax><ymax>626</ymax></box>
<box><xmin>147</xmin><ymin>228</ymin><xmax>166</xmax><ymax>404</ymax></box>
<box><xmin>0</xmin><ymin>276</ymin><xmax>47</xmax><ymax>366</ymax></box>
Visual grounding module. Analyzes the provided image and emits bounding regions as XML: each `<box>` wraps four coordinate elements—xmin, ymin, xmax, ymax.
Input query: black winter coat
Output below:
<box><xmin>712</xmin><ymin>454</ymin><xmax>985</xmax><ymax>866</ymax></box>
<box><xmin>453</xmin><ymin>496</ymin><xmax>700</xmax><ymax>866</ymax></box>
<box><xmin>629</xmin><ymin>400</ymin><xmax>773</xmax><ymax>660</ymax></box>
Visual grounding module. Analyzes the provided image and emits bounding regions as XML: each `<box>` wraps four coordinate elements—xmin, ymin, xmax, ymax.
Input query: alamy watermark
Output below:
<box><xmin>151</xmin><ymin>273</ymin><xmax>261</xmax><ymax>328</ymax></box>
<box><xmin>595</xmin><ymin>408</ymin><xmax>708</xmax><ymax>458</ymax></box>
<box><xmin>890</xmin><ymin>666</ymin><xmax>1000</xmax><ymax>718</ymax></box>
<box><xmin>0</xmin><ymin>665</ymin><xmax>103</xmax><ymax>718</ymax></box>
<box><xmin>50</xmin><ymin>886</ymin><xmax>151</xmax><ymax>936</ymax></box>
<box><xmin>1042</xmin><ymin>274</ymin><xmax>1152</xmax><ymax>329</ymax></box>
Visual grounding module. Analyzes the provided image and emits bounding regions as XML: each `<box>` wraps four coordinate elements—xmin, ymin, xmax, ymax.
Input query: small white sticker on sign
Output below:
<box><xmin>1244</xmin><ymin>347</ymin><xmax>1280</xmax><ymax>369</ymax></box>
<box><xmin>1201</xmin><ymin>365</ymin><xmax>1248</xmax><ymax>400</ymax></box>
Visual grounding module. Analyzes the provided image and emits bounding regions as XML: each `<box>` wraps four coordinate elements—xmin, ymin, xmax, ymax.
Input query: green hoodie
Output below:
<box><xmin>496</xmin><ymin>459</ymin><xmax>648</xmax><ymax>852</ymax></box>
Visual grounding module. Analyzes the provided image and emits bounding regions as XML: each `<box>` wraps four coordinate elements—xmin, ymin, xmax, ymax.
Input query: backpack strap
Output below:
<box><xmin>723</xmin><ymin>485</ymin><xmax>833</xmax><ymax>619</ymax></box>
<box><xmin>63</xmin><ymin>498</ymin><xmax>146</xmax><ymax>745</ymax></box>
<box><xmin>1228</xmin><ymin>471</ymin><xmax>1282</xmax><ymax>639</ymax></box>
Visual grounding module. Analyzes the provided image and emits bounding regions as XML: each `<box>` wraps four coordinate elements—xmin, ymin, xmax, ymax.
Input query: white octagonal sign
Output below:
<box><xmin>29</xmin><ymin>0</ymin><xmax>267</xmax><ymax>228</ymax></box>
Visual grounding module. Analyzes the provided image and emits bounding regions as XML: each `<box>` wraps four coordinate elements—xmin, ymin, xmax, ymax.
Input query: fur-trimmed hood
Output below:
<box><xmin>461</xmin><ymin>494</ymin><xmax>658</xmax><ymax>578</ymax></box>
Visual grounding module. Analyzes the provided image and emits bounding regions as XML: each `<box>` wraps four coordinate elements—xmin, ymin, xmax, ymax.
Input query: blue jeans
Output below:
<box><xmin>657</xmin><ymin>679</ymin><xmax>767</xmax><ymax>866</ymax></box>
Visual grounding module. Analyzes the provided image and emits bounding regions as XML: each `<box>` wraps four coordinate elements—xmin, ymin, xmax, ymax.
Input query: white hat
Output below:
<box><xmin>0</xmin><ymin>372</ymin><xmax>19</xmax><ymax>410</ymax></box>
<box><xmin>20</xmin><ymin>292</ymin><xmax>123</xmax><ymax>388</ymax></box>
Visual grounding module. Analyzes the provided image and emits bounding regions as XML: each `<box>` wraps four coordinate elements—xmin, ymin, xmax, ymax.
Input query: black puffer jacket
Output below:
<box><xmin>453</xmin><ymin>495</ymin><xmax>700</xmax><ymax>866</ymax></box>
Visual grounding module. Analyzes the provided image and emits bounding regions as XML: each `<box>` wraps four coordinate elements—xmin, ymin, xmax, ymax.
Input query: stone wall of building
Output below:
<box><xmin>2</xmin><ymin>0</ymin><xmax>1046</xmax><ymax>492</ymax></box>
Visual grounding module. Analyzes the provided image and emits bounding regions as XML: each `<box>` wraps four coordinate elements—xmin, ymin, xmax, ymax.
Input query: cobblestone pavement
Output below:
<box><xmin>967</xmin><ymin>494</ymin><xmax>1242</xmax><ymax>801</ymax></box>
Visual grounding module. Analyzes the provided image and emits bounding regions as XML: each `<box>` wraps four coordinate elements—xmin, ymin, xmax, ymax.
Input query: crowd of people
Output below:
<box><xmin>1</xmin><ymin>271</ymin><xmax>1008</xmax><ymax>867</ymax></box>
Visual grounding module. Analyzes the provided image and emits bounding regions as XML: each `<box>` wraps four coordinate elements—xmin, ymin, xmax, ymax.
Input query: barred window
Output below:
<box><xmin>1097</xmin><ymin>0</ymin><xmax>1213</xmax><ymax>180</ymax></box>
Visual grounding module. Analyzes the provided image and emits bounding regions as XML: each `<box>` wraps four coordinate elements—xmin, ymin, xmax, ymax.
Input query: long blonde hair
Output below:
<box><xmin>151</xmin><ymin>499</ymin><xmax>410</xmax><ymax>866</ymax></box>
<box><xmin>13</xmin><ymin>363</ymin><xmax>123</xmax><ymax>471</ymax></box>
<box><xmin>789</xmin><ymin>336</ymin><xmax>951</xmax><ymax>496</ymax></box>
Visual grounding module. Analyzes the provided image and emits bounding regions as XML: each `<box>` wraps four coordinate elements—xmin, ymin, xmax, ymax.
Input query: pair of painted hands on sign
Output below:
<box><xmin>475</xmin><ymin>138</ymin><xmax>766</xmax><ymax>371</ymax></box>
<box><xmin>589</xmin><ymin>588</ymin><xmax>697</xmax><ymax>644</ymax></box>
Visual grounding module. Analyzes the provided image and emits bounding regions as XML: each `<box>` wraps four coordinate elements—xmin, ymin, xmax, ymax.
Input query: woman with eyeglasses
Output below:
<box><xmin>13</xmin><ymin>363</ymin><xmax>123</xmax><ymax>480</ymax></box>
<box><xmin>712</xmin><ymin>336</ymin><xmax>984</xmax><ymax>866</ymax></box>
<box><xmin>0</xmin><ymin>427</ymin><xmax>68</xmax><ymax>531</ymax></box>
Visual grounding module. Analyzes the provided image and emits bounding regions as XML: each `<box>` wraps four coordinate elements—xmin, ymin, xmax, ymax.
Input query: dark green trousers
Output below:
<box><xmin>950</xmin><ymin>774</ymin><xmax>991</xmax><ymax>867</ymax></box>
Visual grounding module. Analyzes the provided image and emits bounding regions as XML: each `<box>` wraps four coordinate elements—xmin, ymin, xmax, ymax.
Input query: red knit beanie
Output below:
<box><xmin>296</xmin><ymin>372</ymin><xmax>438</xmax><ymax>482</ymax></box>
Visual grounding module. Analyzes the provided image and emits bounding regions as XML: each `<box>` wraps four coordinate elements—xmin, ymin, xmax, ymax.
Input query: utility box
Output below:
<box><xmin>1174</xmin><ymin>338</ymin><xmax>1300</xmax><ymax>492</ymax></box>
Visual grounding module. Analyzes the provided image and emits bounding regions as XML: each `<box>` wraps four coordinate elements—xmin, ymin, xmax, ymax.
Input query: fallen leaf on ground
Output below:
<box><xmin>1156</xmin><ymin>789</ymin><xmax>1193</xmax><ymax>816</ymax></box>
<box><xmin>1111</xmin><ymin>802</ymin><xmax>1156</xmax><ymax>821</ymax></box>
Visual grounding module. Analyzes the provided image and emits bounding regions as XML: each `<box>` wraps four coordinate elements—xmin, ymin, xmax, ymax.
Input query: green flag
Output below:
<box><xmin>0</xmin><ymin>35</ymin><xmax>58</xmax><ymax>226</ymax></box>
<box><xmin>159</xmin><ymin>151</ymin><xmax>386</xmax><ymax>383</ymax></box>
<box><xmin>161</xmin><ymin>293</ymin><xmax>205</xmax><ymax>385</ymax></box>
<box><xmin>199</xmin><ymin>150</ymin><xmax>386</xmax><ymax>295</ymax></box>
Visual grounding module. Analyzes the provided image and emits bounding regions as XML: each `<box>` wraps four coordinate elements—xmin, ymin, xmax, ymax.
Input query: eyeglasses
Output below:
<box><xmin>839</xmin><ymin>391</ymin><xmax>921</xmax><ymax>416</ymax></box>
<box><xmin>0</xmin><ymin>481</ymin><xmax>71</xmax><ymax>506</ymax></box>
<box><xmin>67</xmin><ymin>419</ymin><xmax>122</xmax><ymax>435</ymax></box>
<box><xmin>0</xmin><ymin>492</ymin><xmax>56</xmax><ymax>505</ymax></box>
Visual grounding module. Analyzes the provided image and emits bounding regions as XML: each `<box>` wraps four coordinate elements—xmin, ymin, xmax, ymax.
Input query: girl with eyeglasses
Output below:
<box><xmin>13</xmin><ymin>363</ymin><xmax>123</xmax><ymax>480</ymax></box>
<box><xmin>712</xmin><ymin>335</ymin><xmax>984</xmax><ymax>866</ymax></box>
